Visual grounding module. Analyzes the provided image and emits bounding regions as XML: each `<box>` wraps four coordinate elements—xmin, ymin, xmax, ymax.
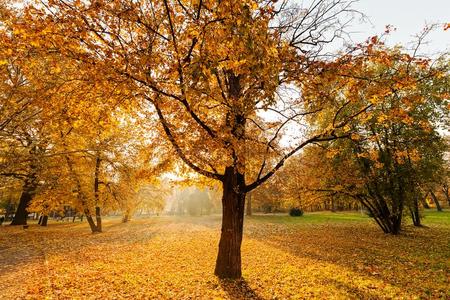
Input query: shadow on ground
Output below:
<box><xmin>220</xmin><ymin>278</ymin><xmax>263</xmax><ymax>300</ymax></box>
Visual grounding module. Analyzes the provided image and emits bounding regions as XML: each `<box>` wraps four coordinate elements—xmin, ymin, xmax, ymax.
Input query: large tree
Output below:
<box><xmin>19</xmin><ymin>0</ymin><xmax>371</xmax><ymax>278</ymax></box>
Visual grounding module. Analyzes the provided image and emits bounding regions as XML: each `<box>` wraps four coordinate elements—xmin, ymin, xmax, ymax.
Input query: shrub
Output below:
<box><xmin>289</xmin><ymin>208</ymin><xmax>303</xmax><ymax>217</ymax></box>
<box><xmin>364</xmin><ymin>209</ymin><xmax>374</xmax><ymax>218</ymax></box>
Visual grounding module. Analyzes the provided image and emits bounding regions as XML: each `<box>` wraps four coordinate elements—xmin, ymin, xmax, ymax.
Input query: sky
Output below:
<box><xmin>348</xmin><ymin>0</ymin><xmax>449</xmax><ymax>55</ymax></box>
<box><xmin>350</xmin><ymin>0</ymin><xmax>449</xmax><ymax>136</ymax></box>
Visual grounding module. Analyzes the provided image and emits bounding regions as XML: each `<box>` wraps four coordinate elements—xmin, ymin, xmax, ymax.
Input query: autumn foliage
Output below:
<box><xmin>0</xmin><ymin>0</ymin><xmax>449</xmax><ymax>286</ymax></box>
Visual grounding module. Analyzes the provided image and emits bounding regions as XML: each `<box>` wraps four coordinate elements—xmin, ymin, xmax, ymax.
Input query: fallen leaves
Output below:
<box><xmin>0</xmin><ymin>214</ymin><xmax>449</xmax><ymax>299</ymax></box>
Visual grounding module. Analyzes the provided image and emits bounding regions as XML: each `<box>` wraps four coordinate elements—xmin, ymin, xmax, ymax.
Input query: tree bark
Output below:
<box><xmin>214</xmin><ymin>167</ymin><xmax>246</xmax><ymax>279</ymax></box>
<box><xmin>95</xmin><ymin>206</ymin><xmax>102</xmax><ymax>232</ymax></box>
<box><xmin>442</xmin><ymin>184</ymin><xmax>450</xmax><ymax>206</ymax></box>
<box><xmin>63</xmin><ymin>150</ymin><xmax>100</xmax><ymax>233</ymax></box>
<box><xmin>93</xmin><ymin>156</ymin><xmax>102</xmax><ymax>232</ymax></box>
<box><xmin>246</xmin><ymin>192</ymin><xmax>252</xmax><ymax>216</ymax></box>
<box><xmin>430</xmin><ymin>190</ymin><xmax>442</xmax><ymax>212</ymax></box>
<box><xmin>85</xmin><ymin>215</ymin><xmax>99</xmax><ymax>232</ymax></box>
<box><xmin>411</xmin><ymin>196</ymin><xmax>421</xmax><ymax>226</ymax></box>
<box><xmin>420</xmin><ymin>192</ymin><xmax>430</xmax><ymax>209</ymax></box>
<box><xmin>443</xmin><ymin>185</ymin><xmax>450</xmax><ymax>206</ymax></box>
<box><xmin>331</xmin><ymin>196</ymin><xmax>336</xmax><ymax>212</ymax></box>
<box><xmin>40</xmin><ymin>215</ymin><xmax>48</xmax><ymax>226</ymax></box>
<box><xmin>10</xmin><ymin>178</ymin><xmax>37</xmax><ymax>226</ymax></box>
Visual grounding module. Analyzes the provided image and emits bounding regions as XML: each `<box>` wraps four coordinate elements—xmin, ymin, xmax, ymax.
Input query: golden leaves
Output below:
<box><xmin>1</xmin><ymin>215</ymin><xmax>449</xmax><ymax>299</ymax></box>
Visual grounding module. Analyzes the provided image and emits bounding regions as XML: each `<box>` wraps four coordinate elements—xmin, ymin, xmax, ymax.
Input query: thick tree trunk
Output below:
<box><xmin>214</xmin><ymin>167</ymin><xmax>246</xmax><ymax>279</ymax></box>
<box><xmin>40</xmin><ymin>215</ymin><xmax>48</xmax><ymax>226</ymax></box>
<box><xmin>10</xmin><ymin>178</ymin><xmax>36</xmax><ymax>226</ymax></box>
<box><xmin>389</xmin><ymin>214</ymin><xmax>402</xmax><ymax>234</ymax></box>
<box><xmin>86</xmin><ymin>215</ymin><xmax>99</xmax><ymax>232</ymax></box>
<box><xmin>246</xmin><ymin>192</ymin><xmax>252</xmax><ymax>216</ymax></box>
<box><xmin>430</xmin><ymin>191</ymin><xmax>442</xmax><ymax>212</ymax></box>
<box><xmin>389</xmin><ymin>200</ymin><xmax>403</xmax><ymax>235</ymax></box>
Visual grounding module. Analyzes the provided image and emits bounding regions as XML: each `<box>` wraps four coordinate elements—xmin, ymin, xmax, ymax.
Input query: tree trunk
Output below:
<box><xmin>88</xmin><ymin>155</ymin><xmax>102</xmax><ymax>233</ymax></box>
<box><xmin>389</xmin><ymin>198</ymin><xmax>403</xmax><ymax>234</ymax></box>
<box><xmin>430</xmin><ymin>190</ymin><xmax>442</xmax><ymax>212</ymax></box>
<box><xmin>122</xmin><ymin>214</ymin><xmax>129</xmax><ymax>223</ymax></box>
<box><xmin>420</xmin><ymin>193</ymin><xmax>430</xmax><ymax>209</ymax></box>
<box><xmin>246</xmin><ymin>192</ymin><xmax>252</xmax><ymax>216</ymax></box>
<box><xmin>411</xmin><ymin>196</ymin><xmax>421</xmax><ymax>226</ymax></box>
<box><xmin>443</xmin><ymin>185</ymin><xmax>450</xmax><ymax>206</ymax></box>
<box><xmin>5</xmin><ymin>204</ymin><xmax>13</xmax><ymax>221</ymax></box>
<box><xmin>85</xmin><ymin>215</ymin><xmax>99</xmax><ymax>232</ymax></box>
<box><xmin>214</xmin><ymin>167</ymin><xmax>246</xmax><ymax>279</ymax></box>
<box><xmin>40</xmin><ymin>215</ymin><xmax>48</xmax><ymax>226</ymax></box>
<box><xmin>38</xmin><ymin>215</ymin><xmax>43</xmax><ymax>225</ymax></box>
<box><xmin>10</xmin><ymin>178</ymin><xmax>37</xmax><ymax>226</ymax></box>
<box><xmin>64</xmin><ymin>150</ymin><xmax>101</xmax><ymax>232</ymax></box>
<box><xmin>95</xmin><ymin>206</ymin><xmax>102</xmax><ymax>232</ymax></box>
<box><xmin>331</xmin><ymin>196</ymin><xmax>336</xmax><ymax>212</ymax></box>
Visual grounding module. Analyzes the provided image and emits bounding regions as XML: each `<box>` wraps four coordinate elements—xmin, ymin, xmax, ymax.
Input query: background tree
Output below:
<box><xmin>296</xmin><ymin>40</ymin><xmax>448</xmax><ymax>233</ymax></box>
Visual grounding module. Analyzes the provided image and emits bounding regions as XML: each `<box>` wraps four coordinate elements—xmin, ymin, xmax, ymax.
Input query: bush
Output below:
<box><xmin>289</xmin><ymin>208</ymin><xmax>303</xmax><ymax>217</ymax></box>
<box><xmin>364</xmin><ymin>209</ymin><xmax>374</xmax><ymax>218</ymax></box>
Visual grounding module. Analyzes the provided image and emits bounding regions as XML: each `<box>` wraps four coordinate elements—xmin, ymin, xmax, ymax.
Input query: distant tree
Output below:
<box><xmin>294</xmin><ymin>42</ymin><xmax>448</xmax><ymax>233</ymax></box>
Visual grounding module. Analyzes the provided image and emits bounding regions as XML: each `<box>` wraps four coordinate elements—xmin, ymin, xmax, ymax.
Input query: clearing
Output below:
<box><xmin>0</xmin><ymin>211</ymin><xmax>449</xmax><ymax>299</ymax></box>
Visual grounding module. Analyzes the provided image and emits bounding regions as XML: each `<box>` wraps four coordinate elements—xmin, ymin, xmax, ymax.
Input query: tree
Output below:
<box><xmin>0</xmin><ymin>50</ymin><xmax>51</xmax><ymax>225</ymax></box>
<box><xmin>20</xmin><ymin>0</ymin><xmax>374</xmax><ymax>278</ymax></box>
<box><xmin>132</xmin><ymin>180</ymin><xmax>172</xmax><ymax>218</ymax></box>
<box><xmin>294</xmin><ymin>40</ymin><xmax>448</xmax><ymax>233</ymax></box>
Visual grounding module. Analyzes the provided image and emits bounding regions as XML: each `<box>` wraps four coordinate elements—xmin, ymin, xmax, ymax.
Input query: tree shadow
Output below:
<box><xmin>245</xmin><ymin>222</ymin><xmax>450</xmax><ymax>298</ymax></box>
<box><xmin>219</xmin><ymin>278</ymin><xmax>264</xmax><ymax>300</ymax></box>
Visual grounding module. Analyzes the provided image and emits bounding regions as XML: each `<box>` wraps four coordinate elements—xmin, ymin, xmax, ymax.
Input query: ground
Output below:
<box><xmin>0</xmin><ymin>211</ymin><xmax>449</xmax><ymax>299</ymax></box>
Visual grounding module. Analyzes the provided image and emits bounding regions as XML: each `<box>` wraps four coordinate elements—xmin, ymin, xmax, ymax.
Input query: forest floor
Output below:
<box><xmin>0</xmin><ymin>210</ymin><xmax>449</xmax><ymax>299</ymax></box>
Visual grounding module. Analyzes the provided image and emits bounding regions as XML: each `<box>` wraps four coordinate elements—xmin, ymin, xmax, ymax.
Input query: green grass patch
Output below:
<box><xmin>422</xmin><ymin>209</ymin><xmax>450</xmax><ymax>225</ymax></box>
<box><xmin>248</xmin><ymin>211</ymin><xmax>370</xmax><ymax>225</ymax></box>
<box><xmin>249</xmin><ymin>209</ymin><xmax>450</xmax><ymax>227</ymax></box>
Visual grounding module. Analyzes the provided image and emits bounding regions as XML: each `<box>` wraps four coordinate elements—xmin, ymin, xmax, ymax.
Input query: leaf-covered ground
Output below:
<box><xmin>0</xmin><ymin>211</ymin><xmax>449</xmax><ymax>299</ymax></box>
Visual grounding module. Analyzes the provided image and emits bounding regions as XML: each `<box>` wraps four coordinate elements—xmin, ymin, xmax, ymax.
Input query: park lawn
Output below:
<box><xmin>422</xmin><ymin>209</ymin><xmax>450</xmax><ymax>225</ymax></box>
<box><xmin>0</xmin><ymin>212</ymin><xmax>448</xmax><ymax>299</ymax></box>
<box><xmin>249</xmin><ymin>211</ymin><xmax>371</xmax><ymax>224</ymax></box>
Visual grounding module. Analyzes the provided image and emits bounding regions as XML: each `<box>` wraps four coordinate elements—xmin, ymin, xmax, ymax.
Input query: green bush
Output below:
<box><xmin>289</xmin><ymin>208</ymin><xmax>304</xmax><ymax>217</ymax></box>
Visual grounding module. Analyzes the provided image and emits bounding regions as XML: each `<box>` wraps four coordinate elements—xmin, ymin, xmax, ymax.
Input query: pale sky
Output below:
<box><xmin>349</xmin><ymin>0</ymin><xmax>449</xmax><ymax>55</ymax></box>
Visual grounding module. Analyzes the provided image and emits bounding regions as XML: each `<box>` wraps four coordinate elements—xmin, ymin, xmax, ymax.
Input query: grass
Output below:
<box><xmin>0</xmin><ymin>211</ymin><xmax>449</xmax><ymax>299</ymax></box>
<box><xmin>250</xmin><ymin>211</ymin><xmax>370</xmax><ymax>224</ymax></box>
<box><xmin>421</xmin><ymin>209</ymin><xmax>450</xmax><ymax>225</ymax></box>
